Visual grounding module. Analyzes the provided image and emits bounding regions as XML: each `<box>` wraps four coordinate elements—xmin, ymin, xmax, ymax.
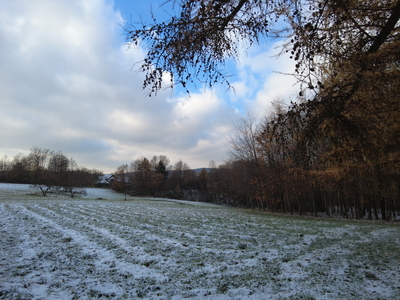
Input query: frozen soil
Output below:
<box><xmin>0</xmin><ymin>183</ymin><xmax>399</xmax><ymax>299</ymax></box>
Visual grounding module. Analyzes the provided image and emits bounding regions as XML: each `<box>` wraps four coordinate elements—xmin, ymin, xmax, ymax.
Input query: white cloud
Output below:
<box><xmin>0</xmin><ymin>0</ymin><xmax>239</xmax><ymax>172</ymax></box>
<box><xmin>0</xmin><ymin>1</ymin><xmax>302</xmax><ymax>173</ymax></box>
<box><xmin>231</xmin><ymin>40</ymin><xmax>299</xmax><ymax>119</ymax></box>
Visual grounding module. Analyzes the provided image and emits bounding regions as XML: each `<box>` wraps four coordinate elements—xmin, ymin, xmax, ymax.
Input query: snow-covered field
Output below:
<box><xmin>0</xmin><ymin>183</ymin><xmax>399</xmax><ymax>299</ymax></box>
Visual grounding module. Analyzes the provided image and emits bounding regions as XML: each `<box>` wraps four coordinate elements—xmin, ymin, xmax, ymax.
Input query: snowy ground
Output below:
<box><xmin>0</xmin><ymin>183</ymin><xmax>399</xmax><ymax>299</ymax></box>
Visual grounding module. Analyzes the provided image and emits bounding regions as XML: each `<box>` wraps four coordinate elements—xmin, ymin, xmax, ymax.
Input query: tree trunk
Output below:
<box><xmin>367</xmin><ymin>196</ymin><xmax>372</xmax><ymax>220</ymax></box>
<box><xmin>324</xmin><ymin>192</ymin><xmax>330</xmax><ymax>217</ymax></box>
<box><xmin>285</xmin><ymin>183</ymin><xmax>293</xmax><ymax>215</ymax></box>
<box><xmin>312</xmin><ymin>193</ymin><xmax>317</xmax><ymax>217</ymax></box>
<box><xmin>297</xmin><ymin>197</ymin><xmax>302</xmax><ymax>216</ymax></box>
<box><xmin>381</xmin><ymin>197</ymin><xmax>387</xmax><ymax>221</ymax></box>
<box><xmin>373</xmin><ymin>195</ymin><xmax>379</xmax><ymax>220</ymax></box>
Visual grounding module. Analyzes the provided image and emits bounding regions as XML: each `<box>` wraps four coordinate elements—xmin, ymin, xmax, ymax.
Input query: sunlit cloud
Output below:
<box><xmin>0</xmin><ymin>0</ymin><xmax>300</xmax><ymax>173</ymax></box>
<box><xmin>231</xmin><ymin>40</ymin><xmax>299</xmax><ymax>118</ymax></box>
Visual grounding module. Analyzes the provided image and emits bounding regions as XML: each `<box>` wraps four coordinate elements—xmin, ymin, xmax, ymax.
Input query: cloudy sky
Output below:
<box><xmin>0</xmin><ymin>0</ymin><xmax>299</xmax><ymax>173</ymax></box>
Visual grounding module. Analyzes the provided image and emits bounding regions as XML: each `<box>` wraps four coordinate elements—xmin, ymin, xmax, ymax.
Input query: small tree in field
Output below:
<box><xmin>63</xmin><ymin>158</ymin><xmax>87</xmax><ymax>198</ymax></box>
<box><xmin>28</xmin><ymin>147</ymin><xmax>52</xmax><ymax>196</ymax></box>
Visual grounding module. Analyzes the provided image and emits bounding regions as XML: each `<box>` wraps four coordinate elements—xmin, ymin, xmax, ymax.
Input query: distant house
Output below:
<box><xmin>94</xmin><ymin>174</ymin><xmax>115</xmax><ymax>187</ymax></box>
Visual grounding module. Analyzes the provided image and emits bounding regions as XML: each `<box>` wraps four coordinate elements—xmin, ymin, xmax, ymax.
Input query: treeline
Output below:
<box><xmin>189</xmin><ymin>96</ymin><xmax>399</xmax><ymax>222</ymax></box>
<box><xmin>218</xmin><ymin>103</ymin><xmax>400</xmax><ymax>220</ymax></box>
<box><xmin>0</xmin><ymin>146</ymin><xmax>102</xmax><ymax>197</ymax></box>
<box><xmin>112</xmin><ymin>156</ymin><xmax>212</xmax><ymax>200</ymax></box>
<box><xmin>115</xmin><ymin>99</ymin><xmax>399</xmax><ymax>221</ymax></box>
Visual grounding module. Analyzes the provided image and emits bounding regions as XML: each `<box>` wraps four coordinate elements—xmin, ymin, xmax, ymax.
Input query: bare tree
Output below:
<box><xmin>10</xmin><ymin>153</ymin><xmax>29</xmax><ymax>183</ymax></box>
<box><xmin>0</xmin><ymin>155</ymin><xmax>12</xmax><ymax>182</ymax></box>
<box><xmin>114</xmin><ymin>164</ymin><xmax>129</xmax><ymax>200</ymax></box>
<box><xmin>63</xmin><ymin>158</ymin><xmax>87</xmax><ymax>198</ymax></box>
<box><xmin>228</xmin><ymin>111</ymin><xmax>266</xmax><ymax>210</ymax></box>
<box><xmin>48</xmin><ymin>151</ymin><xmax>69</xmax><ymax>185</ymax></box>
<box><xmin>27</xmin><ymin>147</ymin><xmax>53</xmax><ymax>196</ymax></box>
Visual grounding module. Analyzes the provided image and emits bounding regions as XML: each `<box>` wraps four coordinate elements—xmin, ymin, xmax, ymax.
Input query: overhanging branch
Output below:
<box><xmin>368</xmin><ymin>0</ymin><xmax>400</xmax><ymax>54</ymax></box>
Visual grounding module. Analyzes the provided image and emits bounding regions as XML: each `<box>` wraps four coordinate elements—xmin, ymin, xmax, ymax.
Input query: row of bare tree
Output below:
<box><xmin>207</xmin><ymin>101</ymin><xmax>399</xmax><ymax>221</ymax></box>
<box><xmin>114</xmin><ymin>99</ymin><xmax>399</xmax><ymax>221</ymax></box>
<box><xmin>112</xmin><ymin>156</ymin><xmax>208</xmax><ymax>200</ymax></box>
<box><xmin>0</xmin><ymin>146</ymin><xmax>102</xmax><ymax>197</ymax></box>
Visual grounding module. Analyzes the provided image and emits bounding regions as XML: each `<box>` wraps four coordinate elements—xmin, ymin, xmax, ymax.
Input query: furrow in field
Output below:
<box><xmin>51</xmin><ymin>202</ymin><xmax>268</xmax><ymax>253</ymax></box>
<box><xmin>23</xmin><ymin>203</ymin><xmax>289</xmax><ymax>294</ymax></box>
<box><xmin>0</xmin><ymin>203</ymin><xmax>80</xmax><ymax>299</ymax></box>
<box><xmin>23</xmin><ymin>203</ymin><xmax>274</xmax><ymax>296</ymax></box>
<box><xmin>30</xmin><ymin>201</ymin><xmax>263</xmax><ymax>279</ymax></box>
<box><xmin>0</xmin><ymin>203</ymin><xmax>35</xmax><ymax>275</ymax></box>
<box><xmin>28</xmin><ymin>202</ymin><xmax>191</xmax><ymax>265</ymax></box>
<box><xmin>18</xmin><ymin>204</ymin><xmax>168</xmax><ymax>281</ymax></box>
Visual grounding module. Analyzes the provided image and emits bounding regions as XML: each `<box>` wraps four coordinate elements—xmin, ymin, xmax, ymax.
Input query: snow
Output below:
<box><xmin>0</xmin><ymin>183</ymin><xmax>400</xmax><ymax>299</ymax></box>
